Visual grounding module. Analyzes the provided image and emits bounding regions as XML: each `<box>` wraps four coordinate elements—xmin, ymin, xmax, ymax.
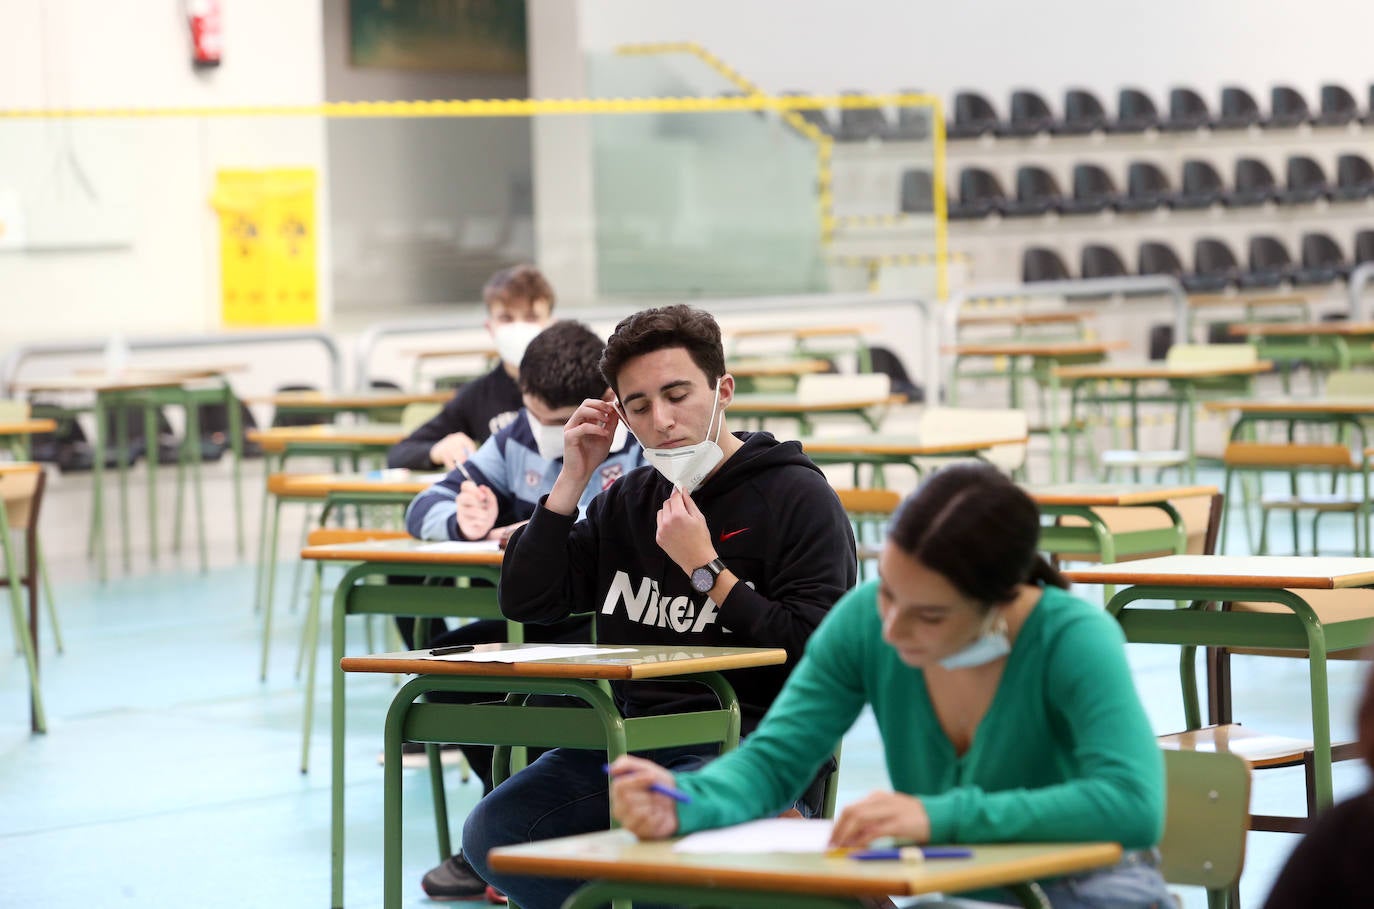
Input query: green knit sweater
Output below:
<box><xmin>674</xmin><ymin>579</ymin><xmax>1164</xmax><ymax>849</ymax></box>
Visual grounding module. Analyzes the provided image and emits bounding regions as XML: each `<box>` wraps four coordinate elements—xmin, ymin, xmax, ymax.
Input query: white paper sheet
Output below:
<box><xmin>672</xmin><ymin>818</ymin><xmax>835</xmax><ymax>853</ymax></box>
<box><xmin>416</xmin><ymin>540</ymin><xmax>502</xmax><ymax>554</ymax></box>
<box><xmin>423</xmin><ymin>645</ymin><xmax>636</xmax><ymax>663</ymax></box>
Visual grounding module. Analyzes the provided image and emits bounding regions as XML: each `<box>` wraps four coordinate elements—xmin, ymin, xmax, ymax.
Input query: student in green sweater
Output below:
<box><xmin>610</xmin><ymin>462</ymin><xmax>1170</xmax><ymax>908</ymax></box>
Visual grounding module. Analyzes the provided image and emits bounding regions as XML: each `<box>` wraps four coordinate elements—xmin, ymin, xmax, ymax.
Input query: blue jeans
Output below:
<box><xmin>912</xmin><ymin>848</ymin><xmax>1171</xmax><ymax>908</ymax></box>
<box><xmin>463</xmin><ymin>744</ymin><xmax>819</xmax><ymax>909</ymax></box>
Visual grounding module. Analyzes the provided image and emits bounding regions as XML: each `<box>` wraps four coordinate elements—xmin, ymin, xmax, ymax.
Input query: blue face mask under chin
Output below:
<box><xmin>937</xmin><ymin>610</ymin><xmax>1011</xmax><ymax>670</ymax></box>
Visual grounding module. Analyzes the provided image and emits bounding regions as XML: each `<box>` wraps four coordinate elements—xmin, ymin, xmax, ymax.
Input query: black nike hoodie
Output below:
<box><xmin>500</xmin><ymin>430</ymin><xmax>858</xmax><ymax>733</ymax></box>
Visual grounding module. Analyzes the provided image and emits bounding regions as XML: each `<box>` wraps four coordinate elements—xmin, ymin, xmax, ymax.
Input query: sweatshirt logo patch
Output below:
<box><xmin>599</xmin><ymin>464</ymin><xmax>624</xmax><ymax>491</ymax></box>
<box><xmin>600</xmin><ymin>571</ymin><xmax>723</xmax><ymax>633</ymax></box>
<box><xmin>525</xmin><ymin>469</ymin><xmax>541</xmax><ymax>487</ymax></box>
<box><xmin>719</xmin><ymin>527</ymin><xmax>749</xmax><ymax>542</ymax></box>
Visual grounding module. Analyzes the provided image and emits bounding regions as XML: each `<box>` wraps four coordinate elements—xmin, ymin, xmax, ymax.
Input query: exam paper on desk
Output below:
<box><xmin>672</xmin><ymin>818</ymin><xmax>835</xmax><ymax>853</ymax></box>
<box><xmin>416</xmin><ymin>540</ymin><xmax>503</xmax><ymax>554</ymax></box>
<box><xmin>424</xmin><ymin>646</ymin><xmax>636</xmax><ymax>663</ymax></box>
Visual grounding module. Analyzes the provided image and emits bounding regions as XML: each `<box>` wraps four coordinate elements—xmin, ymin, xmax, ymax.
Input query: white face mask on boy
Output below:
<box><xmin>617</xmin><ymin>382</ymin><xmax>724</xmax><ymax>494</ymax></box>
<box><xmin>527</xmin><ymin>409</ymin><xmax>628</xmax><ymax>463</ymax></box>
<box><xmin>492</xmin><ymin>321</ymin><xmax>545</xmax><ymax>369</ymax></box>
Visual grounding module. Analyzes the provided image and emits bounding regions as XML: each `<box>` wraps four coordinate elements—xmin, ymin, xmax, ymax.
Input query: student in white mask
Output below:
<box><xmin>387</xmin><ymin>264</ymin><xmax>554</xmax><ymax>473</ymax></box>
<box><xmin>461</xmin><ymin>305</ymin><xmax>857</xmax><ymax>909</ymax></box>
<box><xmin>610</xmin><ymin>462</ymin><xmax>1172</xmax><ymax>909</ymax></box>
<box><xmin>407</xmin><ymin>320</ymin><xmax>643</xmax><ymax>903</ymax></box>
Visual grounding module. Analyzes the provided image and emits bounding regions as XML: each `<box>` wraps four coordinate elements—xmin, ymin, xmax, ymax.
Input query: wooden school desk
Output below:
<box><xmin>1063</xmin><ymin>554</ymin><xmax>1374</xmax><ymax>816</ymax></box>
<box><xmin>257</xmin><ymin>388</ymin><xmax>452</xmax><ymax>417</ymax></box>
<box><xmin>0</xmin><ymin>417</ymin><xmax>57</xmax><ymax>460</ymax></box>
<box><xmin>944</xmin><ymin>340</ymin><xmax>1125</xmax><ymax>482</ymax></box>
<box><xmin>728</xmin><ymin>392</ymin><xmax>903</xmax><ymax>435</ymax></box>
<box><xmin>799</xmin><ymin>433</ymin><xmax>1030</xmax><ymax>486</ymax></box>
<box><xmin>246</xmin><ymin>424</ymin><xmax>408</xmax><ymax>619</ymax></box>
<box><xmin>341</xmin><ymin>642</ymin><xmax>788</xmax><ymax>909</ymax></box>
<box><xmin>303</xmin><ymin>538</ymin><xmax>508</xmax><ymax>908</ymax></box>
<box><xmin>1054</xmin><ymin>360</ymin><xmax>1271</xmax><ymax>481</ymax></box>
<box><xmin>18</xmin><ymin>372</ymin><xmax>213</xmax><ymax>580</ymax></box>
<box><xmin>1032</xmin><ymin>482</ymin><xmax>1217</xmax><ymax>564</ymax></box>
<box><xmin>1228</xmin><ymin>319</ymin><xmax>1374</xmax><ymax>376</ymax></box>
<box><xmin>488</xmin><ymin>828</ymin><xmax>1122</xmax><ymax>909</ymax></box>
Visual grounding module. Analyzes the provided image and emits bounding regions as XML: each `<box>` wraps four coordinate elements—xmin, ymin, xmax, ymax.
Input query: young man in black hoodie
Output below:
<box><xmin>454</xmin><ymin>304</ymin><xmax>857</xmax><ymax>909</ymax></box>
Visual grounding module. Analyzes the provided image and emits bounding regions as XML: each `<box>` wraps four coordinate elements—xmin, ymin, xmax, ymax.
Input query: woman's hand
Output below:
<box><xmin>608</xmin><ymin>755</ymin><xmax>682</xmax><ymax>840</ymax></box>
<box><xmin>828</xmin><ymin>791</ymin><xmax>931</xmax><ymax>849</ymax></box>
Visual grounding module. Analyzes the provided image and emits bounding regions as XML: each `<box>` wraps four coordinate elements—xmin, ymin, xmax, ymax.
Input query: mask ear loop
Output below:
<box><xmin>705</xmin><ymin>380</ymin><xmax>724</xmax><ymax>446</ymax></box>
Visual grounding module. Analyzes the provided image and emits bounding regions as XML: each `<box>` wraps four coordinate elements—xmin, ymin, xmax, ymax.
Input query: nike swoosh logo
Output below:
<box><xmin>719</xmin><ymin>528</ymin><xmax>749</xmax><ymax>542</ymax></box>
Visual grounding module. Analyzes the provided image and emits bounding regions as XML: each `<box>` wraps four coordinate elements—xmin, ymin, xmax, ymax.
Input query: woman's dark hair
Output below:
<box><xmin>888</xmin><ymin>461</ymin><xmax>1066</xmax><ymax>606</ymax></box>
<box><xmin>518</xmin><ymin>321</ymin><xmax>609</xmax><ymax>409</ymax></box>
<box><xmin>599</xmin><ymin>305</ymin><xmax>726</xmax><ymax>396</ymax></box>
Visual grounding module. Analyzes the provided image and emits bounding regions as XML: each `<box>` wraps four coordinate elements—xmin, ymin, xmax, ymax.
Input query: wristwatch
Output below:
<box><xmin>689</xmin><ymin>558</ymin><xmax>727</xmax><ymax>594</ymax></box>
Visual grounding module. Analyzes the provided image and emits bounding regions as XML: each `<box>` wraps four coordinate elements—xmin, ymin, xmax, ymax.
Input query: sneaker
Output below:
<box><xmin>377</xmin><ymin>742</ymin><xmax>466</xmax><ymax>769</ymax></box>
<box><xmin>420</xmin><ymin>853</ymin><xmax>488</xmax><ymax>901</ymax></box>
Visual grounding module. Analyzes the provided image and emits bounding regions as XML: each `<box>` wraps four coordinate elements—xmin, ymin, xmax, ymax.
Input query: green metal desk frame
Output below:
<box><xmin>1039</xmin><ymin>501</ymin><xmax>1187</xmax><ymax>602</ymax></box>
<box><xmin>0</xmin><ymin>491</ymin><xmax>45</xmax><ymax>734</ymax></box>
<box><xmin>328</xmin><ymin>560</ymin><xmax>516</xmax><ymax>909</ymax></box>
<box><xmin>375</xmin><ymin>669</ymin><xmax>747</xmax><ymax>909</ymax></box>
<box><xmin>559</xmin><ymin>879</ymin><xmax>1049</xmax><ymax>909</ymax></box>
<box><xmin>1106</xmin><ymin>583</ymin><xmax>1374</xmax><ymax>814</ymax></box>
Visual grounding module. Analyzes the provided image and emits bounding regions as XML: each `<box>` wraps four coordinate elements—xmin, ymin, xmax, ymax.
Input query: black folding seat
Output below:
<box><xmin>1022</xmin><ymin>247</ymin><xmax>1072</xmax><ymax>283</ymax></box>
<box><xmin>1056</xmin><ymin>89</ymin><xmax>1108</xmax><ymax>135</ymax></box>
<box><xmin>948</xmin><ymin>167</ymin><xmax>1007</xmax><ymax>219</ymax></box>
<box><xmin>891</xmin><ymin>88</ymin><xmax>930</xmax><ymax>140</ymax></box>
<box><xmin>1268</xmin><ymin>86</ymin><xmax>1311</xmax><ymax>128</ymax></box>
<box><xmin>1112</xmin><ymin>88</ymin><xmax>1159</xmax><ymax>133</ymax></box>
<box><xmin>1225</xmin><ymin>158</ymin><xmax>1279</xmax><ymax>207</ymax></box>
<box><xmin>1278</xmin><ymin>155</ymin><xmax>1330</xmax><ymax>205</ymax></box>
<box><xmin>1293</xmin><ymin>233</ymin><xmax>1347</xmax><ymax>284</ymax></box>
<box><xmin>1241</xmin><ymin>235</ymin><xmax>1296</xmax><ymax>288</ymax></box>
<box><xmin>898</xmin><ymin>169</ymin><xmax>933</xmax><ymax>214</ymax></box>
<box><xmin>1164</xmin><ymin>88</ymin><xmax>1211</xmax><ymax>131</ymax></box>
<box><xmin>837</xmin><ymin>90</ymin><xmax>889</xmax><ymax>141</ymax></box>
<box><xmin>1061</xmin><ymin>163</ymin><xmax>1119</xmax><ymax>214</ymax></box>
<box><xmin>1117</xmin><ymin>161</ymin><xmax>1172</xmax><ymax>212</ymax></box>
<box><xmin>1175</xmin><ymin>160</ymin><xmax>1226</xmax><ymax>209</ymax></box>
<box><xmin>1314</xmin><ymin>84</ymin><xmax>1359</xmax><ymax>127</ymax></box>
<box><xmin>949</xmin><ymin>91</ymin><xmax>998</xmax><ymax>139</ymax></box>
<box><xmin>1001</xmin><ymin>166</ymin><xmax>1062</xmax><ymax>217</ymax></box>
<box><xmin>1216</xmin><ymin>86</ymin><xmax>1263</xmax><ymax>129</ymax></box>
<box><xmin>1355</xmin><ymin>230</ymin><xmax>1374</xmax><ymax>267</ymax></box>
<box><xmin>1000</xmin><ymin>90</ymin><xmax>1055</xmax><ymax>137</ymax></box>
<box><xmin>1138</xmin><ymin>241</ymin><xmax>1186</xmax><ymax>280</ymax></box>
<box><xmin>1333</xmin><ymin>153</ymin><xmax>1374</xmax><ymax>201</ymax></box>
<box><xmin>1080</xmin><ymin>244</ymin><xmax>1129</xmax><ymax>280</ymax></box>
<box><xmin>1189</xmin><ymin>238</ymin><xmax>1242</xmax><ymax>292</ymax></box>
<box><xmin>779</xmin><ymin>90</ymin><xmax>834</xmax><ymax>136</ymax></box>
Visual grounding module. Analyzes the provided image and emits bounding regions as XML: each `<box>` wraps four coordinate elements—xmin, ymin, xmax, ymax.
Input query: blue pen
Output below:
<box><xmin>847</xmin><ymin>846</ymin><xmax>972</xmax><ymax>862</ymax></box>
<box><xmin>601</xmin><ymin>762</ymin><xmax>693</xmax><ymax>804</ymax></box>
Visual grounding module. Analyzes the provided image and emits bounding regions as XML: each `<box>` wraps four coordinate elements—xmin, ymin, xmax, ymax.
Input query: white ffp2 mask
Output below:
<box><xmin>492</xmin><ymin>322</ymin><xmax>544</xmax><ymax>369</ymax></box>
<box><xmin>618</xmin><ymin>383</ymin><xmax>724</xmax><ymax>494</ymax></box>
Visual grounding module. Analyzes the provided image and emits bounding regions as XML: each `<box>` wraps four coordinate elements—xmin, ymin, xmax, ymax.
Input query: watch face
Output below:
<box><xmin>690</xmin><ymin>567</ymin><xmax>714</xmax><ymax>593</ymax></box>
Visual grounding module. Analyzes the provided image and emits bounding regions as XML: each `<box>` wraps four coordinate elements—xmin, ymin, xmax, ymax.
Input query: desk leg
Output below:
<box><xmin>0</xmin><ymin>498</ymin><xmax>46</xmax><ymax>733</ymax></box>
<box><xmin>330</xmin><ymin>581</ymin><xmax>348</xmax><ymax>909</ymax></box>
<box><xmin>89</xmin><ymin>396</ymin><xmax>108</xmax><ymax>581</ymax></box>
<box><xmin>144</xmin><ymin>401</ymin><xmax>158</xmax><ymax>564</ymax></box>
<box><xmin>227</xmin><ymin>383</ymin><xmax>245</xmax><ymax>557</ymax></box>
<box><xmin>253</xmin><ymin>452</ymin><xmax>279</xmax><ymax>614</ymax></box>
<box><xmin>115</xmin><ymin>396</ymin><xmax>131</xmax><ymax>573</ymax></box>
<box><xmin>185</xmin><ymin>399</ymin><xmax>208</xmax><ymax>572</ymax></box>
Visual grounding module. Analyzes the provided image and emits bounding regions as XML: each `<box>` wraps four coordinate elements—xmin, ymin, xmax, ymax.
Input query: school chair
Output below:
<box><xmin>0</xmin><ymin>463</ymin><xmax>49</xmax><ymax>733</ymax></box>
<box><xmin>1218</xmin><ymin>440</ymin><xmax>1369</xmax><ymax>556</ymax></box>
<box><xmin>0</xmin><ymin>402</ymin><xmax>61</xmax><ymax>650</ymax></box>
<box><xmin>834</xmin><ymin>488</ymin><xmax>899</xmax><ymax>581</ymax></box>
<box><xmin>1160</xmin><ymin>749</ymin><xmax>1250</xmax><ymax>909</ymax></box>
<box><xmin>916</xmin><ymin>407</ymin><xmax>1030</xmax><ymax>481</ymax></box>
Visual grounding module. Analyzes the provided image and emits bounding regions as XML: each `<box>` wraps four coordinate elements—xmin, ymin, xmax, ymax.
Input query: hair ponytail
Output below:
<box><xmin>1027</xmin><ymin>555</ymin><xmax>1069</xmax><ymax>590</ymax></box>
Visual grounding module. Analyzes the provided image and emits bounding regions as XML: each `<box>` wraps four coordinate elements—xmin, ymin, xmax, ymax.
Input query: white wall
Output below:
<box><xmin>577</xmin><ymin>0</ymin><xmax>1374</xmax><ymax>110</ymax></box>
<box><xmin>0</xmin><ymin>0</ymin><xmax>328</xmax><ymax>343</ymax></box>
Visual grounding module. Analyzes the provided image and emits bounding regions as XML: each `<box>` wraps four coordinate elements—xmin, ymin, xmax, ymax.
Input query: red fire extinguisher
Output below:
<box><xmin>187</xmin><ymin>0</ymin><xmax>222</xmax><ymax>68</ymax></box>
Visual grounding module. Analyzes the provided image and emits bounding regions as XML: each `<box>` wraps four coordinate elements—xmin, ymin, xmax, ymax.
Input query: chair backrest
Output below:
<box><xmin>917</xmin><ymin>407</ymin><xmax>1028</xmax><ymax>472</ymax></box>
<box><xmin>1022</xmin><ymin>247</ymin><xmax>1071</xmax><ymax>283</ymax></box>
<box><xmin>1160</xmin><ymin>749</ymin><xmax>1250</xmax><ymax>894</ymax></box>
<box><xmin>1138</xmin><ymin>241</ymin><xmax>1185</xmax><ymax>277</ymax></box>
<box><xmin>1270</xmin><ymin>85</ymin><xmax>1311</xmax><ymax>126</ymax></box>
<box><xmin>401</xmin><ymin>401</ymin><xmax>444</xmax><ymax>433</ymax></box>
<box><xmin>795</xmin><ymin>373</ymin><xmax>891</xmax><ymax>405</ymax></box>
<box><xmin>1218</xmin><ymin>86</ymin><xmax>1262</xmax><ymax>128</ymax></box>
<box><xmin>1325</xmin><ymin>370</ymin><xmax>1374</xmax><ymax>397</ymax></box>
<box><xmin>1081</xmin><ymin>244</ymin><xmax>1128</xmax><ymax>280</ymax></box>
<box><xmin>1301</xmin><ymin>232</ymin><xmax>1345</xmax><ymax>268</ymax></box>
<box><xmin>0</xmin><ymin>464</ymin><xmax>43</xmax><ymax>531</ymax></box>
<box><xmin>1165</xmin><ymin>344</ymin><xmax>1258</xmax><ymax>369</ymax></box>
<box><xmin>0</xmin><ymin>399</ymin><xmax>30</xmax><ymax>423</ymax></box>
<box><xmin>1249</xmin><ymin>235</ymin><xmax>1294</xmax><ymax>269</ymax></box>
<box><xmin>1062</xmin><ymin>88</ymin><xmax>1107</xmax><ymax>133</ymax></box>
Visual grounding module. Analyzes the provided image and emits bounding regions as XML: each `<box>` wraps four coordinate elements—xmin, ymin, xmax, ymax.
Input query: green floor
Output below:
<box><xmin>2</xmin><ymin>473</ymin><xmax>1371</xmax><ymax>907</ymax></box>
